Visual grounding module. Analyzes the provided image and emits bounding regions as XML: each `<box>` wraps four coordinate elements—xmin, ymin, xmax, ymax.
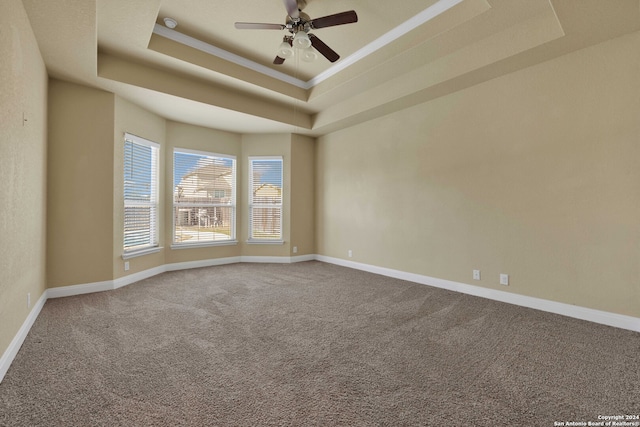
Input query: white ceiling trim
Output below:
<box><xmin>308</xmin><ymin>0</ymin><xmax>465</xmax><ymax>87</ymax></box>
<box><xmin>152</xmin><ymin>0</ymin><xmax>464</xmax><ymax>90</ymax></box>
<box><xmin>153</xmin><ymin>24</ymin><xmax>308</xmax><ymax>88</ymax></box>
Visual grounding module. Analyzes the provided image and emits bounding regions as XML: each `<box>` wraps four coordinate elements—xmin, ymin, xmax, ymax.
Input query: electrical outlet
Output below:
<box><xmin>293</xmin><ymin>246</ymin><xmax>298</xmax><ymax>254</ymax></box>
<box><xmin>27</xmin><ymin>293</ymin><xmax>31</xmax><ymax>309</ymax></box>
<box><xmin>500</xmin><ymin>274</ymin><xmax>509</xmax><ymax>286</ymax></box>
<box><xmin>124</xmin><ymin>261</ymin><xmax>130</xmax><ymax>271</ymax></box>
<box><xmin>473</xmin><ymin>270</ymin><xmax>481</xmax><ymax>280</ymax></box>
<box><xmin>348</xmin><ymin>249</ymin><xmax>353</xmax><ymax>258</ymax></box>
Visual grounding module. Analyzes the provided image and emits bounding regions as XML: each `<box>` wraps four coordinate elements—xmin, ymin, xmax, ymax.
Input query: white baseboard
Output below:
<box><xmin>316</xmin><ymin>255</ymin><xmax>640</xmax><ymax>333</ymax></box>
<box><xmin>0</xmin><ymin>291</ymin><xmax>47</xmax><ymax>383</ymax></box>
<box><xmin>240</xmin><ymin>254</ymin><xmax>316</xmax><ymax>263</ymax></box>
<box><xmin>240</xmin><ymin>256</ymin><xmax>288</xmax><ymax>263</ymax></box>
<box><xmin>40</xmin><ymin>255</ymin><xmax>313</xmax><ymax>300</ymax></box>
<box><xmin>165</xmin><ymin>256</ymin><xmax>242</xmax><ymax>272</ymax></box>
<box><xmin>290</xmin><ymin>254</ymin><xmax>316</xmax><ymax>263</ymax></box>
<box><xmin>113</xmin><ymin>265</ymin><xmax>167</xmax><ymax>290</ymax></box>
<box><xmin>4</xmin><ymin>253</ymin><xmax>638</xmax><ymax>384</ymax></box>
<box><xmin>47</xmin><ymin>280</ymin><xmax>114</xmax><ymax>299</ymax></box>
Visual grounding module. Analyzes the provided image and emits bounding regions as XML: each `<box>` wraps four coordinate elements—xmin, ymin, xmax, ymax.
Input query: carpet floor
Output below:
<box><xmin>1</xmin><ymin>261</ymin><xmax>638</xmax><ymax>426</ymax></box>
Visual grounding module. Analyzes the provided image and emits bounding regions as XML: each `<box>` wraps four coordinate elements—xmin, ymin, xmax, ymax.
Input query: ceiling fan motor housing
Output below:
<box><xmin>286</xmin><ymin>12</ymin><xmax>311</xmax><ymax>34</ymax></box>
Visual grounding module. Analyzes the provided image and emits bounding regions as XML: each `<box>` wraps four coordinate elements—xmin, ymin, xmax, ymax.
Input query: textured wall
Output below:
<box><xmin>290</xmin><ymin>134</ymin><xmax>315</xmax><ymax>256</ymax></box>
<box><xmin>47</xmin><ymin>80</ymin><xmax>115</xmax><ymax>287</ymax></box>
<box><xmin>316</xmin><ymin>31</ymin><xmax>640</xmax><ymax>317</ymax></box>
<box><xmin>0</xmin><ymin>0</ymin><xmax>48</xmax><ymax>361</ymax></box>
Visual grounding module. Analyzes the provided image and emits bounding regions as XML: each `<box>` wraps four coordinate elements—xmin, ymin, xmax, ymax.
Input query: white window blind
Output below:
<box><xmin>249</xmin><ymin>157</ymin><xmax>283</xmax><ymax>241</ymax></box>
<box><xmin>123</xmin><ymin>133</ymin><xmax>159</xmax><ymax>253</ymax></box>
<box><xmin>173</xmin><ymin>149</ymin><xmax>236</xmax><ymax>246</ymax></box>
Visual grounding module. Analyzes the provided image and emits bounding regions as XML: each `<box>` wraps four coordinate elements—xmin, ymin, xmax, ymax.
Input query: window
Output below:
<box><xmin>173</xmin><ymin>148</ymin><xmax>236</xmax><ymax>246</ymax></box>
<box><xmin>123</xmin><ymin>133</ymin><xmax>159</xmax><ymax>254</ymax></box>
<box><xmin>249</xmin><ymin>157</ymin><xmax>283</xmax><ymax>242</ymax></box>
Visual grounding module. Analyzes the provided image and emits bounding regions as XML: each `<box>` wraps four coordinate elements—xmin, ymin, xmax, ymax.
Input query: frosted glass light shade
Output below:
<box><xmin>278</xmin><ymin>41</ymin><xmax>294</xmax><ymax>58</ymax></box>
<box><xmin>301</xmin><ymin>47</ymin><xmax>317</xmax><ymax>62</ymax></box>
<box><xmin>293</xmin><ymin>31</ymin><xmax>311</xmax><ymax>49</ymax></box>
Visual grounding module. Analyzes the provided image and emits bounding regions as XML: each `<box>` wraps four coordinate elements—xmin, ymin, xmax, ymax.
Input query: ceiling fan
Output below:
<box><xmin>234</xmin><ymin>0</ymin><xmax>358</xmax><ymax>64</ymax></box>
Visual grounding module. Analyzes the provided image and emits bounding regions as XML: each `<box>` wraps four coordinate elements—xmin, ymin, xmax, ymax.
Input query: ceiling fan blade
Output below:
<box><xmin>273</xmin><ymin>56</ymin><xmax>286</xmax><ymax>65</ymax></box>
<box><xmin>310</xmin><ymin>10</ymin><xmax>358</xmax><ymax>29</ymax></box>
<box><xmin>282</xmin><ymin>0</ymin><xmax>299</xmax><ymax>19</ymax></box>
<box><xmin>235</xmin><ymin>22</ymin><xmax>285</xmax><ymax>30</ymax></box>
<box><xmin>309</xmin><ymin>34</ymin><xmax>339</xmax><ymax>62</ymax></box>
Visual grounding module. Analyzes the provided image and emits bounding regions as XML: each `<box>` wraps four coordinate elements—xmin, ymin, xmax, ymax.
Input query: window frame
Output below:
<box><xmin>248</xmin><ymin>156</ymin><xmax>284</xmax><ymax>244</ymax></box>
<box><xmin>122</xmin><ymin>133</ymin><xmax>160</xmax><ymax>258</ymax></box>
<box><xmin>172</xmin><ymin>147</ymin><xmax>237</xmax><ymax>249</ymax></box>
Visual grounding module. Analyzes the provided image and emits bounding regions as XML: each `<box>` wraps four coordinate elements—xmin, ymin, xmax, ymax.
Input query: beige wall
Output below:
<box><xmin>43</xmin><ymin>88</ymin><xmax>312</xmax><ymax>290</ymax></box>
<box><xmin>47</xmin><ymin>80</ymin><xmax>115</xmax><ymax>288</ymax></box>
<box><xmin>316</xmin><ymin>31</ymin><xmax>640</xmax><ymax>318</ymax></box>
<box><xmin>290</xmin><ymin>134</ymin><xmax>315</xmax><ymax>256</ymax></box>
<box><xmin>0</xmin><ymin>0</ymin><xmax>48</xmax><ymax>360</ymax></box>
<box><xmin>113</xmin><ymin>96</ymin><xmax>166</xmax><ymax>278</ymax></box>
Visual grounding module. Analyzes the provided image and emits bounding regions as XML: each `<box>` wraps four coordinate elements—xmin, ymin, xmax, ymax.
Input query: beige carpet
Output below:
<box><xmin>1</xmin><ymin>261</ymin><xmax>638</xmax><ymax>426</ymax></box>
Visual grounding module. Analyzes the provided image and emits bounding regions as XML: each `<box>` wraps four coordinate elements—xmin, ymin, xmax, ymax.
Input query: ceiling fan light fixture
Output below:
<box><xmin>235</xmin><ymin>2</ymin><xmax>358</xmax><ymax>65</ymax></box>
<box><xmin>292</xmin><ymin>31</ymin><xmax>311</xmax><ymax>49</ymax></box>
<box><xmin>301</xmin><ymin>47</ymin><xmax>317</xmax><ymax>62</ymax></box>
<box><xmin>278</xmin><ymin>41</ymin><xmax>295</xmax><ymax>58</ymax></box>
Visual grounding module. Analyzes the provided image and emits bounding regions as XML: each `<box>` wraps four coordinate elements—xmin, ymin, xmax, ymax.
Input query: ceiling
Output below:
<box><xmin>22</xmin><ymin>0</ymin><xmax>640</xmax><ymax>136</ymax></box>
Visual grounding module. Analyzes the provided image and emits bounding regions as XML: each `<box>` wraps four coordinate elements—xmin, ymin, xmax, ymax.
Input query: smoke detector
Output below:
<box><xmin>163</xmin><ymin>17</ymin><xmax>178</xmax><ymax>29</ymax></box>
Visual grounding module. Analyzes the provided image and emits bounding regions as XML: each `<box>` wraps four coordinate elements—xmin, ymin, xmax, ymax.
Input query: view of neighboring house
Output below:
<box><xmin>174</xmin><ymin>161</ymin><xmax>233</xmax><ymax>230</ymax></box>
<box><xmin>251</xmin><ymin>183</ymin><xmax>282</xmax><ymax>238</ymax></box>
<box><xmin>252</xmin><ymin>183</ymin><xmax>281</xmax><ymax>204</ymax></box>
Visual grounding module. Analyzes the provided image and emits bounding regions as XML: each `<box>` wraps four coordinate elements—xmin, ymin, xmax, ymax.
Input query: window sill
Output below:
<box><xmin>122</xmin><ymin>246</ymin><xmax>163</xmax><ymax>260</ymax></box>
<box><xmin>246</xmin><ymin>239</ymin><xmax>285</xmax><ymax>245</ymax></box>
<box><xmin>171</xmin><ymin>240</ymin><xmax>238</xmax><ymax>250</ymax></box>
